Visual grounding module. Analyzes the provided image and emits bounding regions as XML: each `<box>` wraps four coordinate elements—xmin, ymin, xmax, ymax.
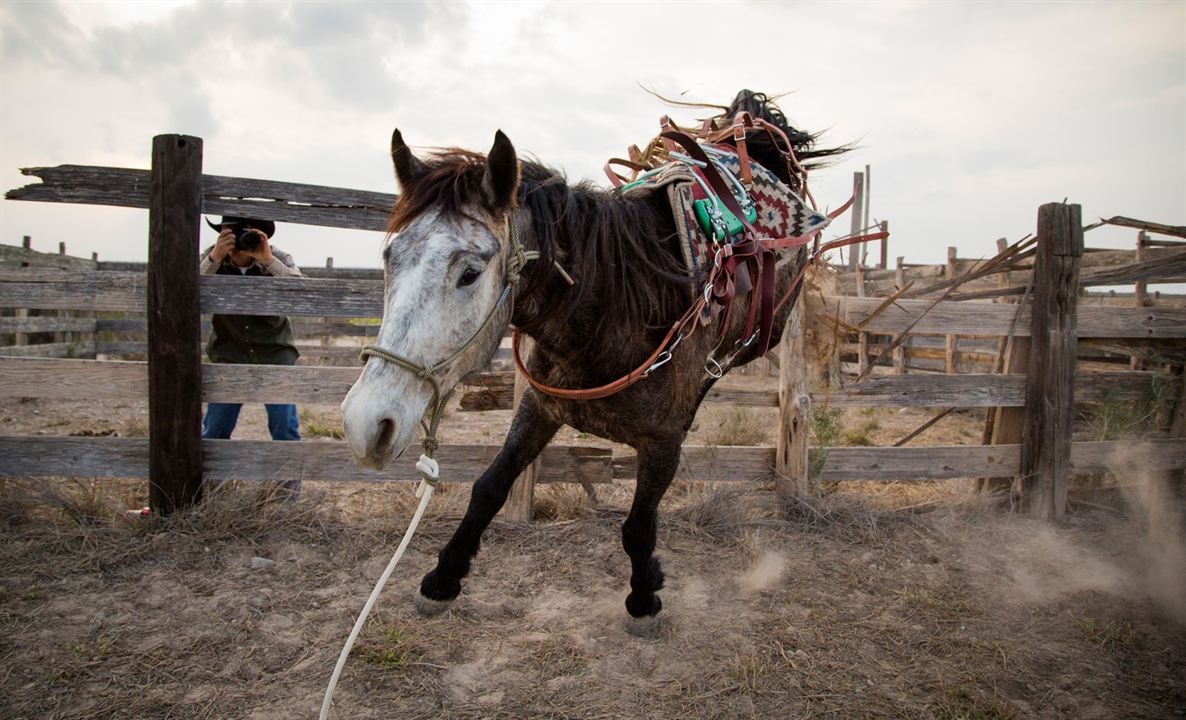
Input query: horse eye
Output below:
<box><xmin>458</xmin><ymin>267</ymin><xmax>482</xmax><ymax>288</ymax></box>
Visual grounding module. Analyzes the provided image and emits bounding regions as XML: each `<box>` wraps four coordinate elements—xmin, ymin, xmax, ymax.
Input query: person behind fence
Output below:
<box><xmin>199</xmin><ymin>216</ymin><xmax>305</xmax><ymax>494</ymax></box>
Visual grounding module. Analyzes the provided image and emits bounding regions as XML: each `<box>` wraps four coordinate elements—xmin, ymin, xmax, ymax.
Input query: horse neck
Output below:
<box><xmin>510</xmin><ymin>184</ymin><xmax>683</xmax><ymax>366</ymax></box>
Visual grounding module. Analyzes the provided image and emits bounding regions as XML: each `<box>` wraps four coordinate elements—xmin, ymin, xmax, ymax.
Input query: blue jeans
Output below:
<box><xmin>202</xmin><ymin>402</ymin><xmax>301</xmax><ymax>496</ymax></box>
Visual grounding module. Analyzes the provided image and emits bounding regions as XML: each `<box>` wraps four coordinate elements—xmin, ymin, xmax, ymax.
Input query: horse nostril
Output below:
<box><xmin>375</xmin><ymin>418</ymin><xmax>396</xmax><ymax>456</ymax></box>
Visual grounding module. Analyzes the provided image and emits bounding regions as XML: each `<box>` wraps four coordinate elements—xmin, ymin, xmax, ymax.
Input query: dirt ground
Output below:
<box><xmin>2</xmin><ymin>370</ymin><xmax>1185</xmax><ymax>720</ymax></box>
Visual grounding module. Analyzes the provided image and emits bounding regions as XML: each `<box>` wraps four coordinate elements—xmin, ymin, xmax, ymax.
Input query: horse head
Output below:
<box><xmin>341</xmin><ymin>129</ymin><xmax>521</xmax><ymax>469</ymax></box>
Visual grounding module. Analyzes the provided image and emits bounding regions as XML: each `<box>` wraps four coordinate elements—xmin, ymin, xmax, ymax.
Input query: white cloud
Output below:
<box><xmin>1</xmin><ymin>0</ymin><xmax>1183</xmax><ymax>267</ymax></box>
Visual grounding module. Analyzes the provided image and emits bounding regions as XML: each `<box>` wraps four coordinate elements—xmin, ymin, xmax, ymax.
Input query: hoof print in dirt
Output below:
<box><xmin>624</xmin><ymin>613</ymin><xmax>662</xmax><ymax>639</ymax></box>
<box><xmin>412</xmin><ymin>589</ymin><xmax>454</xmax><ymax>617</ymax></box>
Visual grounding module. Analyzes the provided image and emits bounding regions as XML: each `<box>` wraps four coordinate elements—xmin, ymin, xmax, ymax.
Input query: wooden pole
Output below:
<box><xmin>847</xmin><ymin>171</ymin><xmax>865</xmax><ymax>270</ymax></box>
<box><xmin>1020</xmin><ymin>203</ymin><xmax>1083</xmax><ymax>520</ymax></box>
<box><xmin>893</xmin><ymin>255</ymin><xmax>906</xmax><ymax>374</ymax></box>
<box><xmin>505</xmin><ymin>335</ymin><xmax>538</xmax><ymax>522</ymax></box>
<box><xmin>980</xmin><ymin>238</ymin><xmax>1026</xmax><ymax>495</ymax></box>
<box><xmin>1131</xmin><ymin>231</ymin><xmax>1147</xmax><ymax>371</ymax></box>
<box><xmin>944</xmin><ymin>246</ymin><xmax>959</xmax><ymax>374</ymax></box>
<box><xmin>1169</xmin><ymin>371</ymin><xmax>1186</xmax><ymax>497</ymax></box>
<box><xmin>776</xmin><ymin>300</ymin><xmax>811</xmax><ymax>499</ymax></box>
<box><xmin>147</xmin><ymin>134</ymin><xmax>205</xmax><ymax>514</ymax></box>
<box><xmin>855</xmin><ymin>265</ymin><xmax>869</xmax><ymax>376</ymax></box>
<box><xmin>14</xmin><ymin>237</ymin><xmax>29</xmax><ymax>347</ymax></box>
<box><xmin>879</xmin><ymin>220</ymin><xmax>889</xmax><ymax>270</ymax></box>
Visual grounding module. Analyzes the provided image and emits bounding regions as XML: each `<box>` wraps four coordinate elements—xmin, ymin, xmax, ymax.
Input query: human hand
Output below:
<box><xmin>209</xmin><ymin>229</ymin><xmax>237</xmax><ymax>263</ymax></box>
<box><xmin>242</xmin><ymin>229</ymin><xmax>274</xmax><ymax>266</ymax></box>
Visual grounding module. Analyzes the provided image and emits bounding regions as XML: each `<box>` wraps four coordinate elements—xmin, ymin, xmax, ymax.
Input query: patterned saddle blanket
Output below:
<box><xmin>615</xmin><ymin>145</ymin><xmax>830</xmax><ymax>293</ymax></box>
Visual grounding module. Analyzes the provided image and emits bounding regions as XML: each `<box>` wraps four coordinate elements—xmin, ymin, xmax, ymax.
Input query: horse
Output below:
<box><xmin>341</xmin><ymin>90</ymin><xmax>844</xmax><ymax>636</ymax></box>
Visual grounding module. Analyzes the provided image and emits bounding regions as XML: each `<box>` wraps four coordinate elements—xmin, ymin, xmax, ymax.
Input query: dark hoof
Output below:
<box><xmin>624</xmin><ymin>612</ymin><xmax>662</xmax><ymax>638</ymax></box>
<box><xmin>412</xmin><ymin>588</ymin><xmax>454</xmax><ymax>617</ymax></box>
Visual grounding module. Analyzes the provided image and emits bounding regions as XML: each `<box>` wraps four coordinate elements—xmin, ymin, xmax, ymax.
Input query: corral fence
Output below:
<box><xmin>2</xmin><ymin>134</ymin><xmax>1184</xmax><ymax>521</ymax></box>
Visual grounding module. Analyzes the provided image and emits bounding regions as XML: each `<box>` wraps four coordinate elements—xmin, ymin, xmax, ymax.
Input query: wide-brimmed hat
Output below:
<box><xmin>205</xmin><ymin>216</ymin><xmax>276</xmax><ymax>238</ymax></box>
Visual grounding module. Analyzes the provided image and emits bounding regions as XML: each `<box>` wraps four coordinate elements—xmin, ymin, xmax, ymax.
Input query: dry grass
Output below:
<box><xmin>702</xmin><ymin>407</ymin><xmax>769</xmax><ymax>447</ymax></box>
<box><xmin>665</xmin><ymin>482</ymin><xmax>754</xmax><ymax>541</ymax></box>
<box><xmin>2</xmin><ymin>475</ymin><xmax>1184</xmax><ymax>720</ymax></box>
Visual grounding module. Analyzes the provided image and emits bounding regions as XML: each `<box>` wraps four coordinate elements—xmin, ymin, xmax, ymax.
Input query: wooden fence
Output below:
<box><xmin>2</xmin><ymin>134</ymin><xmax>1184</xmax><ymax>521</ymax></box>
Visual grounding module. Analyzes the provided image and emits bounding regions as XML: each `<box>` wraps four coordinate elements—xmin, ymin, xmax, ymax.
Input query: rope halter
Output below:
<box><xmin>359</xmin><ymin>218</ymin><xmax>532</xmax><ymax>486</ymax></box>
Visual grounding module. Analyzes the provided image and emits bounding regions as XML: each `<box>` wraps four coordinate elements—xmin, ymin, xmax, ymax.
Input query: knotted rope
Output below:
<box><xmin>320</xmin><ymin>221</ymin><xmax>537</xmax><ymax>719</ymax></box>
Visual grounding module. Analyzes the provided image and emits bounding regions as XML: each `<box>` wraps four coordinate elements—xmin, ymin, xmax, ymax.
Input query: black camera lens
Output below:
<box><xmin>233</xmin><ymin>227</ymin><xmax>262</xmax><ymax>252</ymax></box>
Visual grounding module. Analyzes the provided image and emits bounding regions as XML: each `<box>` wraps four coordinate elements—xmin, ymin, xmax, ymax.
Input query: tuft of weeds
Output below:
<box><xmin>534</xmin><ymin>483</ymin><xmax>593</xmax><ymax>521</ymax></box>
<box><xmin>351</xmin><ymin>620</ymin><xmax>424</xmax><ymax>669</ymax></box>
<box><xmin>809</xmin><ymin>405</ymin><xmax>844</xmax><ymax>492</ymax></box>
<box><xmin>667</xmin><ymin>483</ymin><xmax>752</xmax><ymax>541</ymax></box>
<box><xmin>1075</xmin><ymin>615</ymin><xmax>1134</xmax><ymax>650</ymax></box>
<box><xmin>299</xmin><ymin>408</ymin><xmax>344</xmax><ymax>440</ymax></box>
<box><xmin>705</xmin><ymin>408</ymin><xmax>768</xmax><ymax>447</ymax></box>
<box><xmin>778</xmin><ymin>489</ymin><xmax>915</xmax><ymax>543</ymax></box>
<box><xmin>933</xmin><ymin>685</ymin><xmax>1018</xmax><ymax>720</ymax></box>
<box><xmin>162</xmin><ymin>481</ymin><xmax>322</xmax><ymax>542</ymax></box>
<box><xmin>39</xmin><ymin>479</ymin><xmax>121</xmax><ymax>527</ymax></box>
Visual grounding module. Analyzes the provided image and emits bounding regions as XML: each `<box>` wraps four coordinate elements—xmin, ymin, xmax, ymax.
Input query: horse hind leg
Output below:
<box><xmin>621</xmin><ymin>437</ymin><xmax>681</xmax><ymax>637</ymax></box>
<box><xmin>414</xmin><ymin>391</ymin><xmax>559</xmax><ymax>615</ymax></box>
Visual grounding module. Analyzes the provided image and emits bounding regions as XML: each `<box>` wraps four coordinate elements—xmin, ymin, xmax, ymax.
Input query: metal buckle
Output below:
<box><xmin>644</xmin><ymin>332</ymin><xmax>685</xmax><ymax>376</ymax></box>
<box><xmin>704</xmin><ymin>356</ymin><xmax>724</xmax><ymax>379</ymax></box>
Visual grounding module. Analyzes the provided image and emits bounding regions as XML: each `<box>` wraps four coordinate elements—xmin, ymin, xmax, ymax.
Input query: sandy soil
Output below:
<box><xmin>2</xmin><ymin>371</ymin><xmax>1184</xmax><ymax>720</ymax></box>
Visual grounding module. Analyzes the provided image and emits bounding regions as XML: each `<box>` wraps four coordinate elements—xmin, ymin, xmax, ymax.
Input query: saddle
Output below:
<box><xmin>606</xmin><ymin>114</ymin><xmax>831</xmax><ymax>355</ymax></box>
<box><xmin>513</xmin><ymin>112</ymin><xmax>886</xmax><ymax>401</ymax></box>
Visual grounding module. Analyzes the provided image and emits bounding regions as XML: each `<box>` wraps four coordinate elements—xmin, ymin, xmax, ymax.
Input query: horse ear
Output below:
<box><xmin>481</xmin><ymin>130</ymin><xmax>519</xmax><ymax>212</ymax></box>
<box><xmin>391</xmin><ymin>128</ymin><xmax>427</xmax><ymax>191</ymax></box>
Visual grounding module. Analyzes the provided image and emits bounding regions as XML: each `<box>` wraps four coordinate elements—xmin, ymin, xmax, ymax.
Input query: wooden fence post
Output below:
<box><xmin>944</xmin><ymin>246</ymin><xmax>959</xmax><ymax>374</ymax></box>
<box><xmin>14</xmin><ymin>237</ymin><xmax>30</xmax><ymax>347</ymax></box>
<box><xmin>879</xmin><ymin>220</ymin><xmax>888</xmax><ymax>270</ymax></box>
<box><xmin>505</xmin><ymin>335</ymin><xmax>538</xmax><ymax>522</ymax></box>
<box><xmin>1131</xmin><ymin>231</ymin><xmax>1147</xmax><ymax>371</ymax></box>
<box><xmin>980</xmin><ymin>238</ymin><xmax>1028</xmax><ymax>496</ymax></box>
<box><xmin>847</xmin><ymin>171</ymin><xmax>865</xmax><ymax>270</ymax></box>
<box><xmin>893</xmin><ymin>255</ymin><xmax>906</xmax><ymax>374</ymax></box>
<box><xmin>855</xmin><ymin>265</ymin><xmax>869</xmax><ymax>376</ymax></box>
<box><xmin>1020</xmin><ymin>203</ymin><xmax>1083</xmax><ymax>520</ymax></box>
<box><xmin>147</xmin><ymin>134</ymin><xmax>205</xmax><ymax>514</ymax></box>
<box><xmin>776</xmin><ymin>300</ymin><xmax>811</xmax><ymax>499</ymax></box>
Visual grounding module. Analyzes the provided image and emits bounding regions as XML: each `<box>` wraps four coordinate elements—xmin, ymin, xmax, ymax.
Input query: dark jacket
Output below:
<box><xmin>198</xmin><ymin>246</ymin><xmax>304</xmax><ymax>365</ymax></box>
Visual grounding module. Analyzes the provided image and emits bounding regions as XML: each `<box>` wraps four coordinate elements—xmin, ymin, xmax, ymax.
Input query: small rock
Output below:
<box><xmin>793</xmin><ymin>649</ymin><xmax>809</xmax><ymax>661</ymax></box>
<box><xmin>249</xmin><ymin>557</ymin><xmax>275</xmax><ymax>570</ymax></box>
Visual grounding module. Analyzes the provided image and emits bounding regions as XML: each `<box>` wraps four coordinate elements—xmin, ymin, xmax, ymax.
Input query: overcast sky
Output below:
<box><xmin>1</xmin><ymin>1</ymin><xmax>1183</xmax><ymax>273</ymax></box>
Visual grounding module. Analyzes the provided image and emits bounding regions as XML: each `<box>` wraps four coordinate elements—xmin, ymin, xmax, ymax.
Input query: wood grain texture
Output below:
<box><xmin>1020</xmin><ymin>204</ymin><xmax>1082</xmax><ymax>520</ymax></box>
<box><xmin>3</xmin><ymin>436</ymin><xmax>1181</xmax><ymax>484</ymax></box>
<box><xmin>775</xmin><ymin>302</ymin><xmax>810</xmax><ymax>497</ymax></box>
<box><xmin>147</xmin><ymin>135</ymin><xmax>204</xmax><ymax>513</ymax></box>
<box><xmin>0</xmin><ymin>316</ymin><xmax>98</xmax><ymax>334</ymax></box>
<box><xmin>0</xmin><ymin>437</ymin><xmax>614</xmax><ymax>485</ymax></box>
<box><xmin>833</xmin><ymin>295</ymin><xmax>1185</xmax><ymax>338</ymax></box>
<box><xmin>7</xmin><ymin>164</ymin><xmax>395</xmax><ymax>232</ymax></box>
<box><xmin>505</xmin><ymin>336</ymin><xmax>538</xmax><ymax>522</ymax></box>
<box><xmin>455</xmin><ymin>369</ymin><xmax>1165</xmax><ymax>411</ymax></box>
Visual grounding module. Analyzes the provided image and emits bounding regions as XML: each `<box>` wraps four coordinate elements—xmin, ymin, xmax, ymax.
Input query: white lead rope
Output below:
<box><xmin>319</xmin><ymin>457</ymin><xmax>439</xmax><ymax>720</ymax></box>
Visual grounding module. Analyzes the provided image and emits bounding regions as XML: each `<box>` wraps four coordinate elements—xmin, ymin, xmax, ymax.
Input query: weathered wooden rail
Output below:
<box><xmin>2</xmin><ymin>137</ymin><xmax>1184</xmax><ymax>521</ymax></box>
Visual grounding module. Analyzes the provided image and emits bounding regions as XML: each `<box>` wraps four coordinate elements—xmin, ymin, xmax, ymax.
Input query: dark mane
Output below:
<box><xmin>385</xmin><ymin>90</ymin><xmax>841</xmax><ymax>359</ymax></box>
<box><xmin>514</xmin><ymin>162</ymin><xmax>690</xmax><ymax>353</ymax></box>
<box><xmin>387</xmin><ymin>148</ymin><xmax>488</xmax><ymax>234</ymax></box>
<box><xmin>387</xmin><ymin>149</ymin><xmax>692</xmax><ymax>360</ymax></box>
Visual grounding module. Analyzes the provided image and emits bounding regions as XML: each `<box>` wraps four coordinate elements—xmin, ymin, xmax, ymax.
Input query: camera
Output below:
<box><xmin>231</xmin><ymin>225</ymin><xmax>263</xmax><ymax>252</ymax></box>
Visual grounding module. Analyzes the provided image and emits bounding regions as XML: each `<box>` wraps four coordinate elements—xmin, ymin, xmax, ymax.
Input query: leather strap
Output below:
<box><xmin>660</xmin><ymin>130</ymin><xmax>754</xmax><ymax>237</ymax></box>
<box><xmin>604</xmin><ymin>157</ymin><xmax>651</xmax><ymax>188</ymax></box>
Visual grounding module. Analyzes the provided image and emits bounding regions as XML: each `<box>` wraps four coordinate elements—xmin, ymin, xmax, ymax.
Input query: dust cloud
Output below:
<box><xmin>964</xmin><ymin>456</ymin><xmax>1186</xmax><ymax>625</ymax></box>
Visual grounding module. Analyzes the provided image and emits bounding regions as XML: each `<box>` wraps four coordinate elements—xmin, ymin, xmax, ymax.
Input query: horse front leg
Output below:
<box><xmin>414</xmin><ymin>390</ymin><xmax>560</xmax><ymax>616</ymax></box>
<box><xmin>621</xmin><ymin>436</ymin><xmax>681</xmax><ymax>637</ymax></box>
